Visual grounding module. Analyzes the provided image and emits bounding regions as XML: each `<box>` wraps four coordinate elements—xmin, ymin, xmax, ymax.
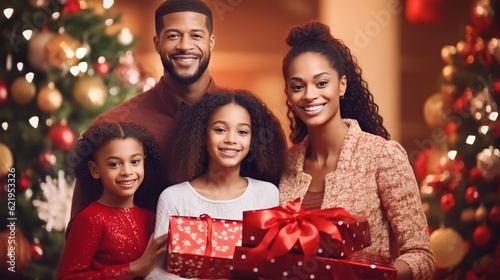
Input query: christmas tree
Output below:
<box><xmin>0</xmin><ymin>0</ymin><xmax>153</xmax><ymax>278</ymax></box>
<box><xmin>414</xmin><ymin>0</ymin><xmax>500</xmax><ymax>279</ymax></box>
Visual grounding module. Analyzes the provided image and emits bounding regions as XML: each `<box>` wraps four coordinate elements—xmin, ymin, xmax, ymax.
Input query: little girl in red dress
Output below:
<box><xmin>56</xmin><ymin>122</ymin><xmax>168</xmax><ymax>279</ymax></box>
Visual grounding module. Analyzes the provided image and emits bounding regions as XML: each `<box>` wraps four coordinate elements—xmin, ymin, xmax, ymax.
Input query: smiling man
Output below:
<box><xmin>68</xmin><ymin>0</ymin><xmax>223</xmax><ymax>225</ymax></box>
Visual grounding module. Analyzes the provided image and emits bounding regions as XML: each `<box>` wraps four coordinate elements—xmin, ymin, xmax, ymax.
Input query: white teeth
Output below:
<box><xmin>303</xmin><ymin>104</ymin><xmax>325</xmax><ymax>111</ymax></box>
<box><xmin>220</xmin><ymin>149</ymin><xmax>238</xmax><ymax>154</ymax></box>
<box><xmin>176</xmin><ymin>58</ymin><xmax>195</xmax><ymax>61</ymax></box>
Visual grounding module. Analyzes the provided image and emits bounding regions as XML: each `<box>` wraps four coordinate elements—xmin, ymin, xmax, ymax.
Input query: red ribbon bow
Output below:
<box><xmin>244</xmin><ymin>198</ymin><xmax>357</xmax><ymax>260</ymax></box>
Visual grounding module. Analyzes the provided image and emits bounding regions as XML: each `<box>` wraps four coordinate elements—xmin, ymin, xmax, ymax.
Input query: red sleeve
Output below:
<box><xmin>56</xmin><ymin>209</ymin><xmax>130</xmax><ymax>279</ymax></box>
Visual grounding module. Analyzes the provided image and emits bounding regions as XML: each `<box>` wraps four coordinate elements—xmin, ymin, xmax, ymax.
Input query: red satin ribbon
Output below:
<box><xmin>244</xmin><ymin>198</ymin><xmax>357</xmax><ymax>260</ymax></box>
<box><xmin>199</xmin><ymin>214</ymin><xmax>213</xmax><ymax>257</ymax></box>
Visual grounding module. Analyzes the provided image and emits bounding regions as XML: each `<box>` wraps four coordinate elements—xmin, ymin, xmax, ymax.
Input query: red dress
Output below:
<box><xmin>56</xmin><ymin>202</ymin><xmax>154</xmax><ymax>279</ymax></box>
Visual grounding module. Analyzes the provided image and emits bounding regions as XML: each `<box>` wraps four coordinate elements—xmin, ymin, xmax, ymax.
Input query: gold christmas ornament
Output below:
<box><xmin>470</xmin><ymin>87</ymin><xmax>498</xmax><ymax>125</ymax></box>
<box><xmin>475</xmin><ymin>204</ymin><xmax>488</xmax><ymax>223</ymax></box>
<box><xmin>46</xmin><ymin>33</ymin><xmax>82</xmax><ymax>68</ymax></box>
<box><xmin>28</xmin><ymin>32</ymin><xmax>55</xmax><ymax>71</ymax></box>
<box><xmin>37</xmin><ymin>83</ymin><xmax>63</xmax><ymax>113</ymax></box>
<box><xmin>423</xmin><ymin>92</ymin><xmax>453</xmax><ymax>128</ymax></box>
<box><xmin>430</xmin><ymin>226</ymin><xmax>466</xmax><ymax>269</ymax></box>
<box><xmin>441</xmin><ymin>45</ymin><xmax>457</xmax><ymax>64</ymax></box>
<box><xmin>72</xmin><ymin>77</ymin><xmax>107</xmax><ymax>109</ymax></box>
<box><xmin>11</xmin><ymin>76</ymin><xmax>36</xmax><ymax>105</ymax></box>
<box><xmin>0</xmin><ymin>142</ymin><xmax>13</xmax><ymax>176</ymax></box>
<box><xmin>460</xmin><ymin>208</ymin><xmax>476</xmax><ymax>223</ymax></box>
<box><xmin>476</xmin><ymin>146</ymin><xmax>500</xmax><ymax>181</ymax></box>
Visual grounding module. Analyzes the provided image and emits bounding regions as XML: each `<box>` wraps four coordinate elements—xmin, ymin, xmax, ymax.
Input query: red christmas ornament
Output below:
<box><xmin>473</xmin><ymin>224</ymin><xmax>492</xmax><ymax>247</ymax></box>
<box><xmin>63</xmin><ymin>0</ymin><xmax>80</xmax><ymax>13</ymax></box>
<box><xmin>469</xmin><ymin>167</ymin><xmax>484</xmax><ymax>182</ymax></box>
<box><xmin>94</xmin><ymin>61</ymin><xmax>110</xmax><ymax>75</ymax></box>
<box><xmin>18</xmin><ymin>175</ymin><xmax>31</xmax><ymax>190</ymax></box>
<box><xmin>445</xmin><ymin>121</ymin><xmax>460</xmax><ymax>143</ymax></box>
<box><xmin>38</xmin><ymin>150</ymin><xmax>57</xmax><ymax>169</ymax></box>
<box><xmin>413</xmin><ymin>147</ymin><xmax>437</xmax><ymax>181</ymax></box>
<box><xmin>470</xmin><ymin>0</ymin><xmax>499</xmax><ymax>35</ymax></box>
<box><xmin>465</xmin><ymin>186</ymin><xmax>480</xmax><ymax>203</ymax></box>
<box><xmin>0</xmin><ymin>80</ymin><xmax>8</xmax><ymax>105</ymax></box>
<box><xmin>440</xmin><ymin>193</ymin><xmax>456</xmax><ymax>210</ymax></box>
<box><xmin>493</xmin><ymin>79</ymin><xmax>500</xmax><ymax>93</ymax></box>
<box><xmin>31</xmin><ymin>243</ymin><xmax>43</xmax><ymax>261</ymax></box>
<box><xmin>489</xmin><ymin>206</ymin><xmax>500</xmax><ymax>223</ymax></box>
<box><xmin>48</xmin><ymin>124</ymin><xmax>76</xmax><ymax>151</ymax></box>
<box><xmin>405</xmin><ymin>0</ymin><xmax>445</xmax><ymax>23</ymax></box>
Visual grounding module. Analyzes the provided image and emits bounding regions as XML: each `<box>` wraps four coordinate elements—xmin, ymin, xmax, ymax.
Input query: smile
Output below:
<box><xmin>302</xmin><ymin>104</ymin><xmax>326</xmax><ymax>111</ymax></box>
<box><xmin>219</xmin><ymin>148</ymin><xmax>240</xmax><ymax>155</ymax></box>
<box><xmin>116</xmin><ymin>179</ymin><xmax>137</xmax><ymax>187</ymax></box>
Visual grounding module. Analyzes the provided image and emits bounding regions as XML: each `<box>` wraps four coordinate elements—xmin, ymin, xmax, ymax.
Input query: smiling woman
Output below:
<box><xmin>279</xmin><ymin>21</ymin><xmax>435</xmax><ymax>280</ymax></box>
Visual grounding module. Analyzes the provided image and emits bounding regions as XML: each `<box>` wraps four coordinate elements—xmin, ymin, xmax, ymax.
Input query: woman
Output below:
<box><xmin>279</xmin><ymin>21</ymin><xmax>435</xmax><ymax>280</ymax></box>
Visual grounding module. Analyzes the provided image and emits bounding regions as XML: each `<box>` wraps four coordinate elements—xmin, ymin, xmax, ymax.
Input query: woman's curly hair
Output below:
<box><xmin>70</xmin><ymin>121</ymin><xmax>161</xmax><ymax>208</ymax></box>
<box><xmin>282</xmin><ymin>20</ymin><xmax>390</xmax><ymax>144</ymax></box>
<box><xmin>167</xmin><ymin>89</ymin><xmax>287</xmax><ymax>186</ymax></box>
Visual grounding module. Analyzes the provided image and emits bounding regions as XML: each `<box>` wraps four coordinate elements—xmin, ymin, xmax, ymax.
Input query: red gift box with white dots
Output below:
<box><xmin>166</xmin><ymin>215</ymin><xmax>242</xmax><ymax>279</ymax></box>
<box><xmin>241</xmin><ymin>204</ymin><xmax>372</xmax><ymax>258</ymax></box>
<box><xmin>232</xmin><ymin>248</ymin><xmax>397</xmax><ymax>280</ymax></box>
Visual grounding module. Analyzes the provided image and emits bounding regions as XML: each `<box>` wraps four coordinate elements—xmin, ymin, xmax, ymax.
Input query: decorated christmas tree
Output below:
<box><xmin>0</xmin><ymin>0</ymin><xmax>153</xmax><ymax>278</ymax></box>
<box><xmin>413</xmin><ymin>0</ymin><xmax>500</xmax><ymax>279</ymax></box>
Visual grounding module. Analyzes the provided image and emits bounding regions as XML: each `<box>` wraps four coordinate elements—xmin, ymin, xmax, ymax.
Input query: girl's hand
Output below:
<box><xmin>129</xmin><ymin>234</ymin><xmax>169</xmax><ymax>277</ymax></box>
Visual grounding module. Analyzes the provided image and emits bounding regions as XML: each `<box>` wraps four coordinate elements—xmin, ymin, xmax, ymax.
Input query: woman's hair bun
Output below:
<box><xmin>285</xmin><ymin>21</ymin><xmax>332</xmax><ymax>47</ymax></box>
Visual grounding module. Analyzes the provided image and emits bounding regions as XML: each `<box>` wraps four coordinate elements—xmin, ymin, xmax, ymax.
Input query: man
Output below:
<box><xmin>69</xmin><ymin>0</ymin><xmax>222</xmax><ymax>220</ymax></box>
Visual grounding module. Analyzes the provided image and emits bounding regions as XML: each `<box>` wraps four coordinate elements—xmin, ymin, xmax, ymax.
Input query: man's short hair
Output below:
<box><xmin>155</xmin><ymin>0</ymin><xmax>213</xmax><ymax>35</ymax></box>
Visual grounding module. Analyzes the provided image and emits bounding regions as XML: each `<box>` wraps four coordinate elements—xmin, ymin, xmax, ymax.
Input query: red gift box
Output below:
<box><xmin>241</xmin><ymin>199</ymin><xmax>371</xmax><ymax>258</ymax></box>
<box><xmin>166</xmin><ymin>214</ymin><xmax>242</xmax><ymax>279</ymax></box>
<box><xmin>232</xmin><ymin>247</ymin><xmax>397</xmax><ymax>280</ymax></box>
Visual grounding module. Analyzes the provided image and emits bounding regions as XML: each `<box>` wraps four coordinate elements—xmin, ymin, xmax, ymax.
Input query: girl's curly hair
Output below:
<box><xmin>282</xmin><ymin>20</ymin><xmax>390</xmax><ymax>144</ymax></box>
<box><xmin>70</xmin><ymin>122</ymin><xmax>161</xmax><ymax>208</ymax></box>
<box><xmin>167</xmin><ymin>89</ymin><xmax>287</xmax><ymax>186</ymax></box>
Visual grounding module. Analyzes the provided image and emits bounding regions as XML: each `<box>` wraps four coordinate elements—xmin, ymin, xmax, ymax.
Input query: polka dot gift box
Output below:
<box><xmin>166</xmin><ymin>214</ymin><xmax>242</xmax><ymax>279</ymax></box>
<box><xmin>241</xmin><ymin>198</ymin><xmax>371</xmax><ymax>258</ymax></box>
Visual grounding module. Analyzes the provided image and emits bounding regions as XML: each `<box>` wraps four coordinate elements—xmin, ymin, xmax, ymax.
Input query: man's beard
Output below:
<box><xmin>161</xmin><ymin>52</ymin><xmax>210</xmax><ymax>85</ymax></box>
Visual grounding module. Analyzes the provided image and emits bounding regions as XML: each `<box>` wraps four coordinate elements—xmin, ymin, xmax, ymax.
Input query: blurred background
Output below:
<box><xmin>0</xmin><ymin>0</ymin><xmax>499</xmax><ymax>279</ymax></box>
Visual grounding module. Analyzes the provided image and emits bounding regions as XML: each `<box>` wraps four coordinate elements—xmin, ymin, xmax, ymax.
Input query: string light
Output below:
<box><xmin>447</xmin><ymin>150</ymin><xmax>458</xmax><ymax>160</ymax></box>
<box><xmin>25</xmin><ymin>72</ymin><xmax>34</xmax><ymax>83</ymax></box>
<box><xmin>103</xmin><ymin>0</ymin><xmax>114</xmax><ymax>9</ymax></box>
<box><xmin>69</xmin><ymin>66</ymin><xmax>80</xmax><ymax>76</ymax></box>
<box><xmin>1</xmin><ymin>122</ymin><xmax>8</xmax><ymax>131</ymax></box>
<box><xmin>23</xmin><ymin>30</ymin><xmax>33</xmax><ymax>40</ymax></box>
<box><xmin>78</xmin><ymin>62</ymin><xmax>88</xmax><ymax>73</ymax></box>
<box><xmin>489</xmin><ymin>112</ymin><xmax>498</xmax><ymax>121</ymax></box>
<box><xmin>3</xmin><ymin>8</ymin><xmax>13</xmax><ymax>19</ymax></box>
<box><xmin>466</xmin><ymin>135</ymin><xmax>476</xmax><ymax>145</ymax></box>
<box><xmin>479</xmin><ymin>125</ymin><xmax>489</xmax><ymax>135</ymax></box>
<box><xmin>17</xmin><ymin>62</ymin><xmax>24</xmax><ymax>71</ymax></box>
<box><xmin>29</xmin><ymin>116</ymin><xmax>39</xmax><ymax>129</ymax></box>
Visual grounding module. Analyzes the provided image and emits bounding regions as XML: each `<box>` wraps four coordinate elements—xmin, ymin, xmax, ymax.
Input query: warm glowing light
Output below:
<box><xmin>1</xmin><ymin>122</ymin><xmax>8</xmax><ymax>130</ymax></box>
<box><xmin>479</xmin><ymin>125</ymin><xmax>489</xmax><ymax>135</ymax></box>
<box><xmin>25</xmin><ymin>72</ymin><xmax>34</xmax><ymax>83</ymax></box>
<box><xmin>78</xmin><ymin>62</ymin><xmax>88</xmax><ymax>73</ymax></box>
<box><xmin>29</xmin><ymin>116</ymin><xmax>39</xmax><ymax>129</ymax></box>
<box><xmin>489</xmin><ymin>112</ymin><xmax>498</xmax><ymax>121</ymax></box>
<box><xmin>23</xmin><ymin>30</ymin><xmax>33</xmax><ymax>40</ymax></box>
<box><xmin>4</xmin><ymin>8</ymin><xmax>14</xmax><ymax>19</ymax></box>
<box><xmin>69</xmin><ymin>66</ymin><xmax>80</xmax><ymax>76</ymax></box>
<box><xmin>17</xmin><ymin>62</ymin><xmax>24</xmax><ymax>71</ymax></box>
<box><xmin>466</xmin><ymin>135</ymin><xmax>476</xmax><ymax>145</ymax></box>
<box><xmin>98</xmin><ymin>56</ymin><xmax>106</xmax><ymax>63</ymax></box>
<box><xmin>75</xmin><ymin>47</ymin><xmax>88</xmax><ymax>59</ymax></box>
<box><xmin>103</xmin><ymin>0</ymin><xmax>114</xmax><ymax>9</ymax></box>
<box><xmin>448</xmin><ymin>150</ymin><xmax>457</xmax><ymax>160</ymax></box>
